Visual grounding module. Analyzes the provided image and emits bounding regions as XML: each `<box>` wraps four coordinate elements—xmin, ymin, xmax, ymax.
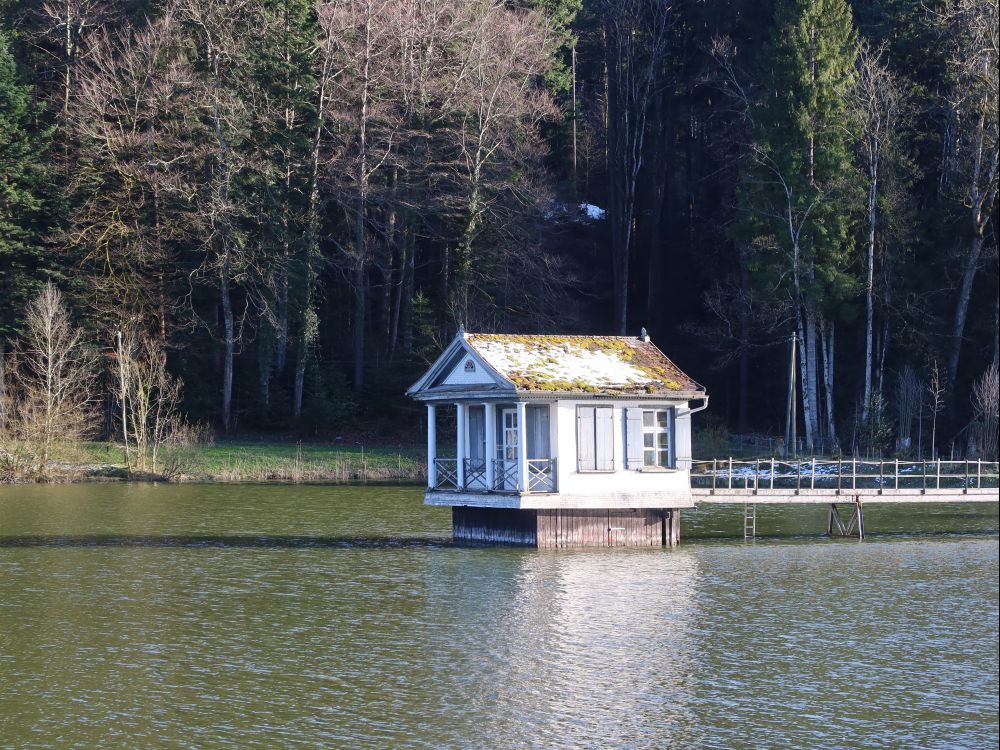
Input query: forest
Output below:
<box><xmin>0</xmin><ymin>0</ymin><xmax>997</xmax><ymax>462</ymax></box>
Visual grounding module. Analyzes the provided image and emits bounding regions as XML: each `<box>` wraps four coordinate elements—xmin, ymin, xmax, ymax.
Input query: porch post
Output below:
<box><xmin>516</xmin><ymin>401</ymin><xmax>528</xmax><ymax>492</ymax></box>
<box><xmin>484</xmin><ymin>402</ymin><xmax>496</xmax><ymax>490</ymax></box>
<box><xmin>456</xmin><ymin>402</ymin><xmax>466</xmax><ymax>489</ymax></box>
<box><xmin>427</xmin><ymin>404</ymin><xmax>437</xmax><ymax>489</ymax></box>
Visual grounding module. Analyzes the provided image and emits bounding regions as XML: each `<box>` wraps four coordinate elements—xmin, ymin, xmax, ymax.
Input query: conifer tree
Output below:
<box><xmin>0</xmin><ymin>31</ymin><xmax>57</xmax><ymax>340</ymax></box>
<box><xmin>744</xmin><ymin>0</ymin><xmax>860</xmax><ymax>448</ymax></box>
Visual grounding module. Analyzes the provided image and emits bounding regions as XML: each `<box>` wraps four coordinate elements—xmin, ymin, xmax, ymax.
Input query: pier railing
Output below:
<box><xmin>691</xmin><ymin>458</ymin><xmax>1000</xmax><ymax>493</ymax></box>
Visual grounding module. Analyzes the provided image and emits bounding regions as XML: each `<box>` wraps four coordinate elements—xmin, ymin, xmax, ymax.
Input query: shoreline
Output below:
<box><xmin>1</xmin><ymin>441</ymin><xmax>428</xmax><ymax>485</ymax></box>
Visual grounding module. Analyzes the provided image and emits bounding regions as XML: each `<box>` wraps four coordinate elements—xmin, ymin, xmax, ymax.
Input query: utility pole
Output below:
<box><xmin>785</xmin><ymin>331</ymin><xmax>797</xmax><ymax>459</ymax></box>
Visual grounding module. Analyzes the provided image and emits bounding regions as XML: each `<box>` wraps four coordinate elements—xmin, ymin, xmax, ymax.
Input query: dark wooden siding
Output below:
<box><xmin>536</xmin><ymin>509</ymin><xmax>679</xmax><ymax>548</ymax></box>
<box><xmin>452</xmin><ymin>507</ymin><xmax>681</xmax><ymax>548</ymax></box>
<box><xmin>452</xmin><ymin>507</ymin><xmax>538</xmax><ymax>546</ymax></box>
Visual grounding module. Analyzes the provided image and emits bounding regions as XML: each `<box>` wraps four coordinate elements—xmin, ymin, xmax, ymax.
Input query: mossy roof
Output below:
<box><xmin>464</xmin><ymin>333</ymin><xmax>704</xmax><ymax>396</ymax></box>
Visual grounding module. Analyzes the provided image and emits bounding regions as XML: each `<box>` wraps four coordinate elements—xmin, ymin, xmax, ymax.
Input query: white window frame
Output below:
<box><xmin>641</xmin><ymin>408</ymin><xmax>675</xmax><ymax>469</ymax></box>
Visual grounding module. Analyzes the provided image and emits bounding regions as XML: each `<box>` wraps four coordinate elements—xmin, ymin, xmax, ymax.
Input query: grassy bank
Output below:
<box><xmin>13</xmin><ymin>441</ymin><xmax>427</xmax><ymax>483</ymax></box>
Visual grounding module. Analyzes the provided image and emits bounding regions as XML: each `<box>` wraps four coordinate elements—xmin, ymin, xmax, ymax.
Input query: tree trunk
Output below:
<box><xmin>645</xmin><ymin>82</ymin><xmax>669</xmax><ymax>334</ymax></box>
<box><xmin>861</xmin><ymin>168</ymin><xmax>877</xmax><ymax>422</ymax></box>
<box><xmin>389</xmin><ymin>221</ymin><xmax>410</xmax><ymax>358</ymax></box>
<box><xmin>258</xmin><ymin>324</ymin><xmax>271</xmax><ymax>407</ymax></box>
<box><xmin>796</xmin><ymin>310</ymin><xmax>812</xmax><ymax>452</ymax></box>
<box><xmin>737</xmin><ymin>251</ymin><xmax>750</xmax><ymax>433</ymax></box>
<box><xmin>876</xmin><ymin>316</ymin><xmax>889</xmax><ymax>406</ymax></box>
<box><xmin>352</xmin><ymin>253</ymin><xmax>366</xmax><ymax>396</ymax></box>
<box><xmin>401</xmin><ymin>229</ymin><xmax>415</xmax><ymax>354</ymax></box>
<box><xmin>604</xmin><ymin>20</ymin><xmax>630</xmax><ymax>335</ymax></box>
<box><xmin>208</xmin><ymin>47</ymin><xmax>235</xmax><ymax>433</ymax></box>
<box><xmin>452</xmin><ymin>182</ymin><xmax>481</xmax><ymax>327</ymax></box>
<box><xmin>821</xmin><ymin>318</ymin><xmax>836</xmax><ymax>445</ymax></box>
<box><xmin>947</xmin><ymin>234</ymin><xmax>984</xmax><ymax>387</ymax></box>
<box><xmin>293</xmin><ymin>349</ymin><xmax>306</xmax><ymax>418</ymax></box>
<box><xmin>800</xmin><ymin>309</ymin><xmax>820</xmax><ymax>452</ymax></box>
<box><xmin>275</xmin><ymin>275</ymin><xmax>289</xmax><ymax>374</ymax></box>
<box><xmin>221</xmin><ymin>262</ymin><xmax>234</xmax><ymax>432</ymax></box>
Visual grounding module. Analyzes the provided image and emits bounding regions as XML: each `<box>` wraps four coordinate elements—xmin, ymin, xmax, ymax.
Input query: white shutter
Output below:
<box><xmin>674</xmin><ymin>408</ymin><xmax>690</xmax><ymax>469</ymax></box>
<box><xmin>595</xmin><ymin>407</ymin><xmax>614</xmax><ymax>471</ymax></box>
<box><xmin>625</xmin><ymin>408</ymin><xmax>644</xmax><ymax>469</ymax></box>
<box><xmin>576</xmin><ymin>407</ymin><xmax>596</xmax><ymax>471</ymax></box>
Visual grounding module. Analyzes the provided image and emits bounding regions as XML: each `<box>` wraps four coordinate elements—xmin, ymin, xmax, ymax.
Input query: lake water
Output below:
<box><xmin>1</xmin><ymin>483</ymin><xmax>997</xmax><ymax>749</ymax></box>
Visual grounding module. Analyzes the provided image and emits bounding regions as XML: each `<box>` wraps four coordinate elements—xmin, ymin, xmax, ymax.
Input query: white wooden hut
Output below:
<box><xmin>407</xmin><ymin>329</ymin><xmax>708</xmax><ymax>547</ymax></box>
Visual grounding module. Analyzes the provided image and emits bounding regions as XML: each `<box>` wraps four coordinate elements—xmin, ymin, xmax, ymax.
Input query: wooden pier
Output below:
<box><xmin>691</xmin><ymin>458</ymin><xmax>999</xmax><ymax>539</ymax></box>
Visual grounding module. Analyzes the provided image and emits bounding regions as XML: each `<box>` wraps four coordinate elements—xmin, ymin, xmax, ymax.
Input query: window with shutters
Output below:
<box><xmin>576</xmin><ymin>406</ymin><xmax>614</xmax><ymax>472</ymax></box>
<box><xmin>641</xmin><ymin>409</ymin><xmax>674</xmax><ymax>468</ymax></box>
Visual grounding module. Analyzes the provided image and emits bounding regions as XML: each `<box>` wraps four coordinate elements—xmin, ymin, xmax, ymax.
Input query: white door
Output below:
<box><xmin>500</xmin><ymin>408</ymin><xmax>519</xmax><ymax>490</ymax></box>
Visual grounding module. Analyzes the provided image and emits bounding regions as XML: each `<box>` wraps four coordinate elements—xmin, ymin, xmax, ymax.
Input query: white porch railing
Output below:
<box><xmin>527</xmin><ymin>458</ymin><xmax>556</xmax><ymax>492</ymax></box>
<box><xmin>463</xmin><ymin>458</ymin><xmax>488</xmax><ymax>490</ymax></box>
<box><xmin>491</xmin><ymin>459</ymin><xmax>519</xmax><ymax>492</ymax></box>
<box><xmin>431</xmin><ymin>456</ymin><xmax>557</xmax><ymax>493</ymax></box>
<box><xmin>432</xmin><ymin>458</ymin><xmax>459</xmax><ymax>490</ymax></box>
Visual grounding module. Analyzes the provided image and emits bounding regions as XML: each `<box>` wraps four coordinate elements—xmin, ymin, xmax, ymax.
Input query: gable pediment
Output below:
<box><xmin>439</xmin><ymin>353</ymin><xmax>495</xmax><ymax>386</ymax></box>
<box><xmin>407</xmin><ymin>335</ymin><xmax>513</xmax><ymax>397</ymax></box>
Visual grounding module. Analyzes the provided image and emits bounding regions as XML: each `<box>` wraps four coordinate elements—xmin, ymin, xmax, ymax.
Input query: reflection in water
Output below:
<box><xmin>0</xmin><ymin>483</ymin><xmax>997</xmax><ymax>749</ymax></box>
<box><xmin>486</xmin><ymin>551</ymin><xmax>701</xmax><ymax>748</ymax></box>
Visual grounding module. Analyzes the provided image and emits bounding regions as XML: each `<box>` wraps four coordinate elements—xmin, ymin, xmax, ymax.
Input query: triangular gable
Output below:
<box><xmin>407</xmin><ymin>333</ymin><xmax>512</xmax><ymax>396</ymax></box>
<box><xmin>440</xmin><ymin>351</ymin><xmax>497</xmax><ymax>386</ymax></box>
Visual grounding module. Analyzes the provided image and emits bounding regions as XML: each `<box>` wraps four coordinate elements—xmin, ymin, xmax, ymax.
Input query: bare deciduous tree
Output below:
<box><xmin>8</xmin><ymin>284</ymin><xmax>96</xmax><ymax>475</ymax></box>
<box><xmin>114</xmin><ymin>327</ymin><xmax>183</xmax><ymax>475</ymax></box>
<box><xmin>928</xmin><ymin>360</ymin><xmax>946</xmax><ymax>459</ymax></box>
<box><xmin>444</xmin><ymin>0</ymin><xmax>558</xmax><ymax>326</ymax></box>
<box><xmin>935</xmin><ymin>0</ymin><xmax>999</xmax><ymax>389</ymax></box>
<box><xmin>603</xmin><ymin>0</ymin><xmax>675</xmax><ymax>335</ymax></box>
<box><xmin>28</xmin><ymin>0</ymin><xmax>118</xmax><ymax>117</ymax></box>
<box><xmin>850</xmin><ymin>41</ymin><xmax>906</xmax><ymax>424</ymax></box>
<box><xmin>971</xmin><ymin>362</ymin><xmax>999</xmax><ymax>459</ymax></box>
<box><xmin>69</xmin><ymin>7</ymin><xmax>194</xmax><ymax>339</ymax></box>
<box><xmin>318</xmin><ymin>0</ymin><xmax>405</xmax><ymax>395</ymax></box>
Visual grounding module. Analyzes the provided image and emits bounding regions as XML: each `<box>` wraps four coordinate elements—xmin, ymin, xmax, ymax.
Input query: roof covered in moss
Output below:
<box><xmin>464</xmin><ymin>333</ymin><xmax>704</xmax><ymax>396</ymax></box>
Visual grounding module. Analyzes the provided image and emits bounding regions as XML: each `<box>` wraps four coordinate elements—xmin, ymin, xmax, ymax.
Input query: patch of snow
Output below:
<box><xmin>579</xmin><ymin>203</ymin><xmax>606</xmax><ymax>220</ymax></box>
<box><xmin>473</xmin><ymin>339</ymin><xmax>655</xmax><ymax>388</ymax></box>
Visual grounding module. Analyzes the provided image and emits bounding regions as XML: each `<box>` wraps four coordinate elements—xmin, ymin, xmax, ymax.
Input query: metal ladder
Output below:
<box><xmin>743</xmin><ymin>501</ymin><xmax>756</xmax><ymax>540</ymax></box>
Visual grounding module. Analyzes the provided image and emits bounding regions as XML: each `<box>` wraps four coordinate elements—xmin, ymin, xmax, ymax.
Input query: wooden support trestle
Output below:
<box><xmin>826</xmin><ymin>498</ymin><xmax>865</xmax><ymax>540</ymax></box>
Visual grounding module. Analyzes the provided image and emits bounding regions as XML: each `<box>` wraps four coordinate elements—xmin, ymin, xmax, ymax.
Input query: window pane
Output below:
<box><xmin>644</xmin><ymin>450</ymin><xmax>655</xmax><ymax>466</ymax></box>
<box><xmin>658</xmin><ymin>450</ymin><xmax>670</xmax><ymax>467</ymax></box>
<box><xmin>657</xmin><ymin>411</ymin><xmax>669</xmax><ymax>428</ymax></box>
<box><xmin>644</xmin><ymin>433</ymin><xmax>654</xmax><ymax>448</ymax></box>
<box><xmin>658</xmin><ymin>432</ymin><xmax>670</xmax><ymax>448</ymax></box>
<box><xmin>642</xmin><ymin>411</ymin><xmax>654</xmax><ymax>427</ymax></box>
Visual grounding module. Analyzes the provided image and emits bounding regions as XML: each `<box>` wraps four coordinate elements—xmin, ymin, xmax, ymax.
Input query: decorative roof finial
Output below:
<box><xmin>639</xmin><ymin>327</ymin><xmax>649</xmax><ymax>342</ymax></box>
<box><xmin>458</xmin><ymin>322</ymin><xmax>466</xmax><ymax>337</ymax></box>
